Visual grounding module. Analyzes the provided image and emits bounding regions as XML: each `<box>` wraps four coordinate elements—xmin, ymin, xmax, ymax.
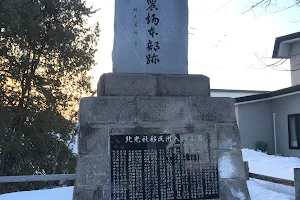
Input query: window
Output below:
<box><xmin>288</xmin><ymin>114</ymin><xmax>300</xmax><ymax>149</ymax></box>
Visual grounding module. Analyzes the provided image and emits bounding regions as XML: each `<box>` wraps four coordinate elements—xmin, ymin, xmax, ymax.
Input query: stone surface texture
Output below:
<box><xmin>112</xmin><ymin>0</ymin><xmax>188</xmax><ymax>74</ymax></box>
<box><xmin>98</xmin><ymin>73</ymin><xmax>210</xmax><ymax>97</ymax></box>
<box><xmin>74</xmin><ymin>73</ymin><xmax>250</xmax><ymax>200</ymax></box>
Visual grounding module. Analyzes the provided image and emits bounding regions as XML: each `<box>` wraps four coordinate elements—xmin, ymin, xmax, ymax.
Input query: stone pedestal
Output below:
<box><xmin>73</xmin><ymin>73</ymin><xmax>250</xmax><ymax>200</ymax></box>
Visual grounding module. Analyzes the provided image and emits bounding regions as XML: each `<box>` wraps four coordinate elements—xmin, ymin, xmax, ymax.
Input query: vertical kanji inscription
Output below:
<box><xmin>145</xmin><ymin>0</ymin><xmax>160</xmax><ymax>65</ymax></box>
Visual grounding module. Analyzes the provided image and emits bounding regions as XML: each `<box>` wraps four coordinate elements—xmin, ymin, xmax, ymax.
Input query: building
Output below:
<box><xmin>211</xmin><ymin>89</ymin><xmax>269</xmax><ymax>98</ymax></box>
<box><xmin>235</xmin><ymin>32</ymin><xmax>300</xmax><ymax>157</ymax></box>
<box><xmin>272</xmin><ymin>31</ymin><xmax>300</xmax><ymax>86</ymax></box>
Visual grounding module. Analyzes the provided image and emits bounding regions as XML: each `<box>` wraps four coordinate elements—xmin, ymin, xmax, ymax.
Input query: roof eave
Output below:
<box><xmin>272</xmin><ymin>32</ymin><xmax>300</xmax><ymax>59</ymax></box>
<box><xmin>235</xmin><ymin>84</ymin><xmax>300</xmax><ymax>104</ymax></box>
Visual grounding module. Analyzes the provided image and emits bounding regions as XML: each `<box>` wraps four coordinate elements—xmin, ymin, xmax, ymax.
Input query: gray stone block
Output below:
<box><xmin>210</xmin><ymin>148</ymin><xmax>219</xmax><ymax>163</ymax></box>
<box><xmin>139</xmin><ymin>97</ymin><xmax>190</xmax><ymax>122</ymax></box>
<box><xmin>97</xmin><ymin>74</ymin><xmax>105</xmax><ymax>96</ymax></box>
<box><xmin>79</xmin><ymin>97</ymin><xmax>137</xmax><ymax>125</ymax></box>
<box><xmin>218</xmin><ymin>150</ymin><xmax>245</xmax><ymax>179</ymax></box>
<box><xmin>140</xmin><ymin>98</ymin><xmax>168</xmax><ymax>121</ymax></box>
<box><xmin>217</xmin><ymin>123</ymin><xmax>241</xmax><ymax>150</ymax></box>
<box><xmin>78</xmin><ymin>126</ymin><xmax>108</xmax><ymax>155</ymax></box>
<box><xmin>189</xmin><ymin>97</ymin><xmax>236</xmax><ymax>123</ymax></box>
<box><xmin>76</xmin><ymin>155</ymin><xmax>110</xmax><ymax>187</ymax></box>
<box><xmin>219</xmin><ymin>179</ymin><xmax>250</xmax><ymax>200</ymax></box>
<box><xmin>97</xmin><ymin>73</ymin><xmax>210</xmax><ymax>97</ymax></box>
<box><xmin>165</xmin><ymin>123</ymin><xmax>216</xmax><ymax>134</ymax></box>
<box><xmin>157</xmin><ymin>74</ymin><xmax>210</xmax><ymax>96</ymax></box>
<box><xmin>208</xmin><ymin>129</ymin><xmax>218</xmax><ymax>149</ymax></box>
<box><xmin>109</xmin><ymin>125</ymin><xmax>163</xmax><ymax>135</ymax></box>
<box><xmin>98</xmin><ymin>73</ymin><xmax>157</xmax><ymax>96</ymax></box>
<box><xmin>73</xmin><ymin>185</ymin><xmax>102</xmax><ymax>200</ymax></box>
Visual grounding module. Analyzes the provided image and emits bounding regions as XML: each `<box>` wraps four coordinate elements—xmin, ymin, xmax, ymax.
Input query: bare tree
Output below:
<box><xmin>243</xmin><ymin>1</ymin><xmax>300</xmax><ymax>71</ymax></box>
<box><xmin>242</xmin><ymin>0</ymin><xmax>300</xmax><ymax>14</ymax></box>
<box><xmin>252</xmin><ymin>51</ymin><xmax>300</xmax><ymax>72</ymax></box>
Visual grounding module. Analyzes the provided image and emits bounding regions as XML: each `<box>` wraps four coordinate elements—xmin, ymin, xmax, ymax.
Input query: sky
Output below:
<box><xmin>85</xmin><ymin>0</ymin><xmax>300</xmax><ymax>91</ymax></box>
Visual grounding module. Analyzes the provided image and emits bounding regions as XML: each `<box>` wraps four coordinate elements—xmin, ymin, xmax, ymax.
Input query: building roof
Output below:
<box><xmin>211</xmin><ymin>89</ymin><xmax>269</xmax><ymax>93</ymax></box>
<box><xmin>273</xmin><ymin>32</ymin><xmax>300</xmax><ymax>58</ymax></box>
<box><xmin>235</xmin><ymin>84</ymin><xmax>300</xmax><ymax>104</ymax></box>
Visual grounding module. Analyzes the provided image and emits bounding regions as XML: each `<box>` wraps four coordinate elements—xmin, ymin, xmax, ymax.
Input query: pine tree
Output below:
<box><xmin>0</xmin><ymin>0</ymin><xmax>99</xmax><ymax>193</ymax></box>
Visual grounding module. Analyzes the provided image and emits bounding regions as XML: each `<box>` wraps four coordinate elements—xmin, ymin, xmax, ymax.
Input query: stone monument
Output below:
<box><xmin>112</xmin><ymin>0</ymin><xmax>188</xmax><ymax>74</ymax></box>
<box><xmin>73</xmin><ymin>0</ymin><xmax>250</xmax><ymax>199</ymax></box>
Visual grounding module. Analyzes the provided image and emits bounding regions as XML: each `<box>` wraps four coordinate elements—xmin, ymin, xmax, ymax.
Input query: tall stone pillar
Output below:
<box><xmin>112</xmin><ymin>0</ymin><xmax>188</xmax><ymax>74</ymax></box>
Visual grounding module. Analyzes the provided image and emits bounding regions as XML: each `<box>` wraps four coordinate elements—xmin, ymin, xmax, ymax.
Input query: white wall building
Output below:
<box><xmin>210</xmin><ymin>89</ymin><xmax>269</xmax><ymax>98</ymax></box>
<box><xmin>272</xmin><ymin>32</ymin><xmax>300</xmax><ymax>86</ymax></box>
<box><xmin>233</xmin><ymin>32</ymin><xmax>300</xmax><ymax>157</ymax></box>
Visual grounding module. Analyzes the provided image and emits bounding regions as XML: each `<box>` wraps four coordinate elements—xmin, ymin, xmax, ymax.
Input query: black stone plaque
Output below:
<box><xmin>110</xmin><ymin>134</ymin><xmax>219</xmax><ymax>200</ymax></box>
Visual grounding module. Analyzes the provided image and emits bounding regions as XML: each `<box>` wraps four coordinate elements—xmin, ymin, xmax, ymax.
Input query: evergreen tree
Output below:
<box><xmin>0</xmin><ymin>0</ymin><xmax>99</xmax><ymax>193</ymax></box>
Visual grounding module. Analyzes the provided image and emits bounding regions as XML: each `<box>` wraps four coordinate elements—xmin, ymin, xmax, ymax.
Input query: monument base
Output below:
<box><xmin>97</xmin><ymin>73</ymin><xmax>210</xmax><ymax>97</ymax></box>
<box><xmin>74</xmin><ymin>73</ymin><xmax>250</xmax><ymax>200</ymax></box>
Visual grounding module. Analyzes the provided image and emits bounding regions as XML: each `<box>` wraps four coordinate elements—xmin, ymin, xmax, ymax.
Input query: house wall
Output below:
<box><xmin>211</xmin><ymin>90</ymin><xmax>266</xmax><ymax>98</ymax></box>
<box><xmin>236</xmin><ymin>101</ymin><xmax>274</xmax><ymax>154</ymax></box>
<box><xmin>290</xmin><ymin>41</ymin><xmax>300</xmax><ymax>86</ymax></box>
<box><xmin>271</xmin><ymin>93</ymin><xmax>300</xmax><ymax>157</ymax></box>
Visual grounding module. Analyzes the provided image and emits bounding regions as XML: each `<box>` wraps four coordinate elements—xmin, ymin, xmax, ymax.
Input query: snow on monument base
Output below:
<box><xmin>73</xmin><ymin>73</ymin><xmax>250</xmax><ymax>200</ymax></box>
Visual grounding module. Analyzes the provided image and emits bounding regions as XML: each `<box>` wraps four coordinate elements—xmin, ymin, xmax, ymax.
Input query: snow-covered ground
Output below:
<box><xmin>242</xmin><ymin>149</ymin><xmax>300</xmax><ymax>199</ymax></box>
<box><xmin>242</xmin><ymin>149</ymin><xmax>300</xmax><ymax>180</ymax></box>
<box><xmin>0</xmin><ymin>187</ymin><xmax>74</xmax><ymax>200</ymax></box>
<box><xmin>1</xmin><ymin>149</ymin><xmax>299</xmax><ymax>200</ymax></box>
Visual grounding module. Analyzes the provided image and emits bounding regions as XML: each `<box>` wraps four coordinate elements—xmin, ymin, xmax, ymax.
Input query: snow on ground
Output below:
<box><xmin>0</xmin><ymin>181</ymin><xmax>295</xmax><ymax>200</ymax></box>
<box><xmin>242</xmin><ymin>149</ymin><xmax>300</xmax><ymax>180</ymax></box>
<box><xmin>242</xmin><ymin>148</ymin><xmax>300</xmax><ymax>198</ymax></box>
<box><xmin>248</xmin><ymin>180</ymin><xmax>294</xmax><ymax>200</ymax></box>
<box><xmin>0</xmin><ymin>149</ymin><xmax>299</xmax><ymax>200</ymax></box>
<box><xmin>251</xmin><ymin>179</ymin><xmax>295</xmax><ymax>197</ymax></box>
<box><xmin>0</xmin><ymin>187</ymin><xmax>73</xmax><ymax>200</ymax></box>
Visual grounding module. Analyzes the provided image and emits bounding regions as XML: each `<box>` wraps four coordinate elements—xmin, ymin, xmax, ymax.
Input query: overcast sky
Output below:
<box><xmin>85</xmin><ymin>0</ymin><xmax>300</xmax><ymax>91</ymax></box>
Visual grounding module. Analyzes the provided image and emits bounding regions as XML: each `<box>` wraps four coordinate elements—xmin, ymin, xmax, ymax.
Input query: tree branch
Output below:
<box><xmin>242</xmin><ymin>0</ymin><xmax>270</xmax><ymax>14</ymax></box>
<box><xmin>253</xmin><ymin>52</ymin><xmax>300</xmax><ymax>71</ymax></box>
<box><xmin>271</xmin><ymin>2</ymin><xmax>299</xmax><ymax>13</ymax></box>
<box><xmin>243</xmin><ymin>0</ymin><xmax>300</xmax><ymax>14</ymax></box>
